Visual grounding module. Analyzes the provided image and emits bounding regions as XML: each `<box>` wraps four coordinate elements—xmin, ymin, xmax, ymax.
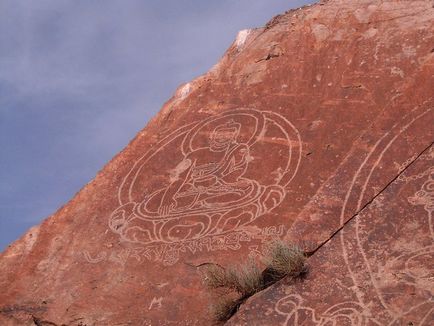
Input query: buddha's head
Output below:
<box><xmin>209</xmin><ymin>120</ymin><xmax>241</xmax><ymax>151</ymax></box>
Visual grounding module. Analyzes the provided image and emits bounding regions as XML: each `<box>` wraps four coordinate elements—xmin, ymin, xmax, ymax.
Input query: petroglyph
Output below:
<box><xmin>85</xmin><ymin>224</ymin><xmax>285</xmax><ymax>266</ymax></box>
<box><xmin>148</xmin><ymin>297</ymin><xmax>163</xmax><ymax>310</ymax></box>
<box><xmin>270</xmin><ymin>108</ymin><xmax>434</xmax><ymax>325</ymax></box>
<box><xmin>108</xmin><ymin>109</ymin><xmax>301</xmax><ymax>264</ymax></box>
<box><xmin>82</xmin><ymin>250</ymin><xmax>107</xmax><ymax>264</ymax></box>
<box><xmin>408</xmin><ymin>167</ymin><xmax>434</xmax><ymax>238</ymax></box>
<box><xmin>156</xmin><ymin>282</ymin><xmax>169</xmax><ymax>289</ymax></box>
<box><xmin>276</xmin><ymin>295</ymin><xmax>375</xmax><ymax>325</ymax></box>
<box><xmin>337</xmin><ymin>108</ymin><xmax>433</xmax><ymax>325</ymax></box>
<box><xmin>274</xmin><ymin>167</ymin><xmax>434</xmax><ymax>325</ymax></box>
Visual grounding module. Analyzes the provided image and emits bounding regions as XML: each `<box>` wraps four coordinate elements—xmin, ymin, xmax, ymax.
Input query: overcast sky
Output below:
<box><xmin>0</xmin><ymin>0</ymin><xmax>314</xmax><ymax>251</ymax></box>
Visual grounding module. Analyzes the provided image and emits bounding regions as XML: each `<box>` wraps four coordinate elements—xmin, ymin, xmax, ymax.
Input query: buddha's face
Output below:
<box><xmin>209</xmin><ymin>128</ymin><xmax>238</xmax><ymax>151</ymax></box>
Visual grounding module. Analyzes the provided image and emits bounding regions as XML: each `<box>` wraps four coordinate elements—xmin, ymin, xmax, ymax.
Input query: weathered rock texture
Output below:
<box><xmin>1</xmin><ymin>0</ymin><xmax>433</xmax><ymax>325</ymax></box>
<box><xmin>228</xmin><ymin>148</ymin><xmax>434</xmax><ymax>325</ymax></box>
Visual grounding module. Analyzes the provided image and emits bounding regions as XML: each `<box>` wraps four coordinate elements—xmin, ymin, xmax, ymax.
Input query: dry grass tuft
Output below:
<box><xmin>203</xmin><ymin>258</ymin><xmax>264</xmax><ymax>297</ymax></box>
<box><xmin>203</xmin><ymin>264</ymin><xmax>230</xmax><ymax>290</ymax></box>
<box><xmin>202</xmin><ymin>240</ymin><xmax>307</xmax><ymax>323</ymax></box>
<box><xmin>225</xmin><ymin>258</ymin><xmax>264</xmax><ymax>297</ymax></box>
<box><xmin>263</xmin><ymin>239</ymin><xmax>307</xmax><ymax>281</ymax></box>
<box><xmin>210</xmin><ymin>296</ymin><xmax>240</xmax><ymax>322</ymax></box>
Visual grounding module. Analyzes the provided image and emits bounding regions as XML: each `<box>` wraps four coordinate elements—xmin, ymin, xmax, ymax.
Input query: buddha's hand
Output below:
<box><xmin>158</xmin><ymin>198</ymin><xmax>177</xmax><ymax>216</ymax></box>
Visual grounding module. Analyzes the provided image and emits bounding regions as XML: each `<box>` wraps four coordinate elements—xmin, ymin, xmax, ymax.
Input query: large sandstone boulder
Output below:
<box><xmin>228</xmin><ymin>148</ymin><xmax>434</xmax><ymax>325</ymax></box>
<box><xmin>1</xmin><ymin>0</ymin><xmax>433</xmax><ymax>325</ymax></box>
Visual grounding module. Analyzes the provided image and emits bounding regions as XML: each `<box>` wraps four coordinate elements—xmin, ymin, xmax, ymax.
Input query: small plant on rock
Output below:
<box><xmin>210</xmin><ymin>296</ymin><xmax>240</xmax><ymax>322</ymax></box>
<box><xmin>202</xmin><ymin>258</ymin><xmax>264</xmax><ymax>322</ymax></box>
<box><xmin>262</xmin><ymin>239</ymin><xmax>307</xmax><ymax>283</ymax></box>
<box><xmin>202</xmin><ymin>240</ymin><xmax>307</xmax><ymax>323</ymax></box>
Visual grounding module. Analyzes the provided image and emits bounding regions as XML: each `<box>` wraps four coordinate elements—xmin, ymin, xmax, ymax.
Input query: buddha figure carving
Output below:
<box><xmin>109</xmin><ymin>110</ymin><xmax>301</xmax><ymax>245</ymax></box>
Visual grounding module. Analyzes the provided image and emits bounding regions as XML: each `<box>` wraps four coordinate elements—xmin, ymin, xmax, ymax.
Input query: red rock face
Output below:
<box><xmin>1</xmin><ymin>0</ymin><xmax>433</xmax><ymax>325</ymax></box>
<box><xmin>108</xmin><ymin>109</ymin><xmax>302</xmax><ymax>255</ymax></box>
<box><xmin>228</xmin><ymin>147</ymin><xmax>434</xmax><ymax>326</ymax></box>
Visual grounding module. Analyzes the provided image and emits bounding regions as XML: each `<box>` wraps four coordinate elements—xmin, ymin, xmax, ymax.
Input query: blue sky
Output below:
<box><xmin>0</xmin><ymin>0</ymin><xmax>314</xmax><ymax>251</ymax></box>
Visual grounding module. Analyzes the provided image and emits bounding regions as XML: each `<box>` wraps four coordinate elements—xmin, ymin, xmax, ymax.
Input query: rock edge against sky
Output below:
<box><xmin>1</xmin><ymin>0</ymin><xmax>433</xmax><ymax>325</ymax></box>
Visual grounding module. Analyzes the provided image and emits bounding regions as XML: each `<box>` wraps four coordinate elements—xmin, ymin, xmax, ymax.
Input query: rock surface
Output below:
<box><xmin>1</xmin><ymin>0</ymin><xmax>433</xmax><ymax>325</ymax></box>
<box><xmin>227</xmin><ymin>147</ymin><xmax>434</xmax><ymax>325</ymax></box>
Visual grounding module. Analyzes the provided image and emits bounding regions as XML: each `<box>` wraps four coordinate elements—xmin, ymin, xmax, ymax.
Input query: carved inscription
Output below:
<box><xmin>106</xmin><ymin>109</ymin><xmax>301</xmax><ymax>263</ymax></box>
